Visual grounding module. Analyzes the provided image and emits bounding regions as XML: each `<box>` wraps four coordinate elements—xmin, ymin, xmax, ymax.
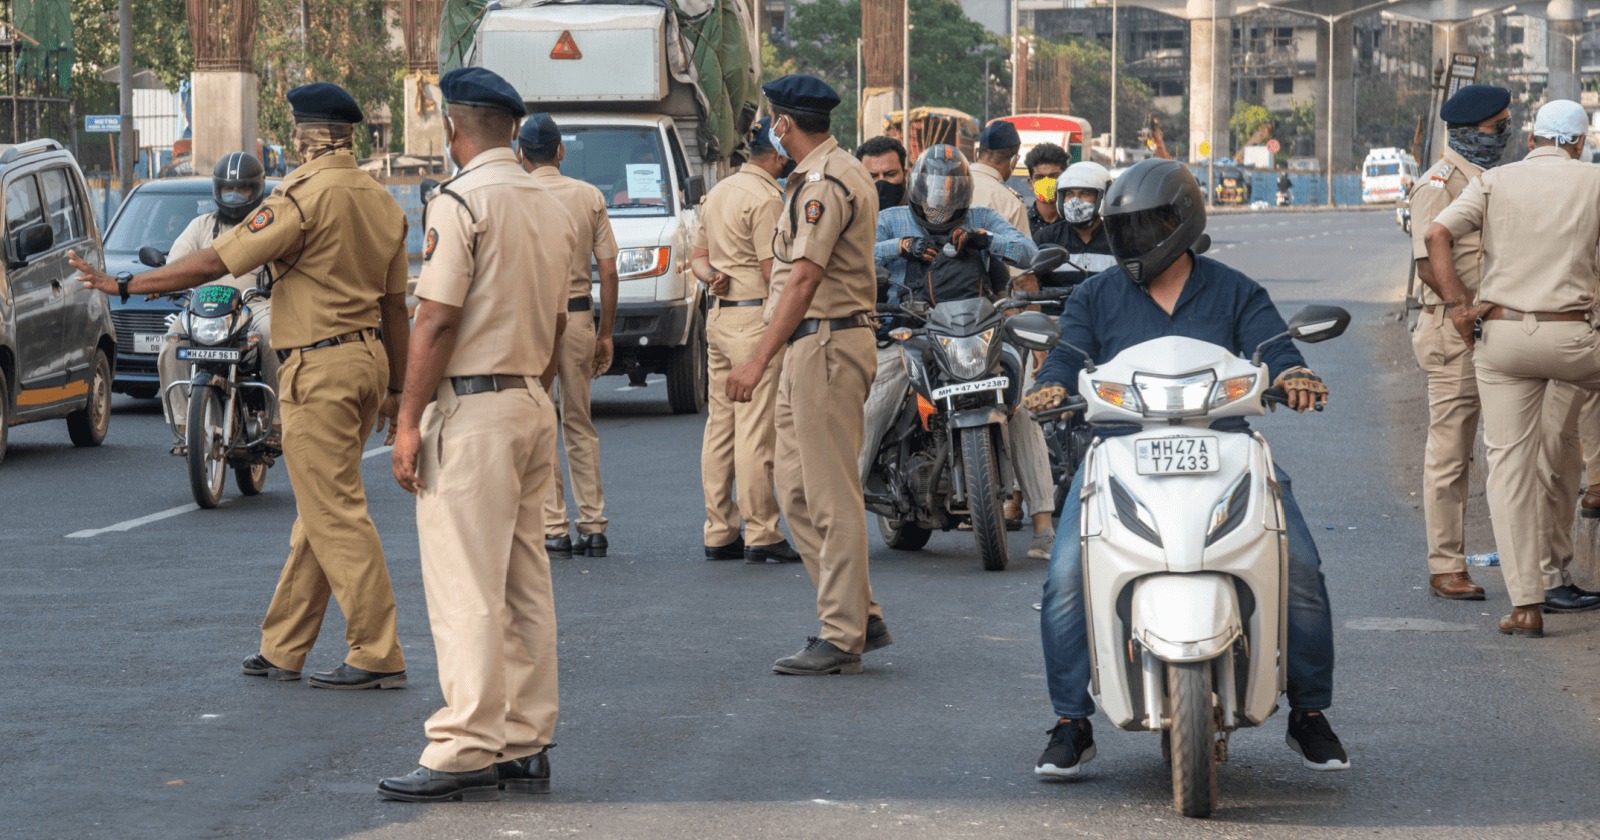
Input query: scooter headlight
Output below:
<box><xmin>188</xmin><ymin>313</ymin><xmax>235</xmax><ymax>346</ymax></box>
<box><xmin>1131</xmin><ymin>370</ymin><xmax>1218</xmax><ymax>417</ymax></box>
<box><xmin>936</xmin><ymin>329</ymin><xmax>995</xmax><ymax>380</ymax></box>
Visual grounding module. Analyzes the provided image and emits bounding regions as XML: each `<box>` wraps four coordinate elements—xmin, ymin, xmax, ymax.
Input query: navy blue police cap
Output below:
<box><xmin>287</xmin><ymin>82</ymin><xmax>364</xmax><ymax>124</ymax></box>
<box><xmin>1440</xmin><ymin>84</ymin><xmax>1511</xmax><ymax>126</ymax></box>
<box><xmin>979</xmin><ymin>120</ymin><xmax>1021</xmax><ymax>151</ymax></box>
<box><xmin>518</xmin><ymin>113</ymin><xmax>561</xmax><ymax>158</ymax></box>
<box><xmin>761</xmin><ymin>74</ymin><xmax>841</xmax><ymax>115</ymax></box>
<box><xmin>440</xmin><ymin>67</ymin><xmax>527</xmax><ymax>118</ymax></box>
<box><xmin>748</xmin><ymin>116</ymin><xmax>775</xmax><ymax>153</ymax></box>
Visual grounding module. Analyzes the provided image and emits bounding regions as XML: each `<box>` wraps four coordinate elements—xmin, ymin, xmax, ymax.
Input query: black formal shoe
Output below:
<box><xmin>377</xmin><ymin>765</ymin><xmax>499</xmax><ymax>802</ymax></box>
<box><xmin>496</xmin><ymin>745</ymin><xmax>554</xmax><ymax>794</ymax></box>
<box><xmin>578</xmin><ymin>532</ymin><xmax>608</xmax><ymax>558</ymax></box>
<box><xmin>307</xmin><ymin>663</ymin><xmax>408</xmax><ymax>690</ymax></box>
<box><xmin>744</xmin><ymin>539</ymin><xmax>802</xmax><ymax>564</ymax></box>
<box><xmin>773</xmin><ymin>637</ymin><xmax>862</xmax><ymax>675</ymax></box>
<box><xmin>1543</xmin><ymin>583</ymin><xmax>1600</xmax><ymax>613</ymax></box>
<box><xmin>241</xmin><ymin>654</ymin><xmax>300</xmax><ymax>681</ymax></box>
<box><xmin>545</xmin><ymin>534</ymin><xmax>573</xmax><ymax>560</ymax></box>
<box><xmin>865</xmin><ymin>616</ymin><xmax>893</xmax><ymax>652</ymax></box>
<box><xmin>705</xmin><ymin>536</ymin><xmax>745</xmax><ymax>561</ymax></box>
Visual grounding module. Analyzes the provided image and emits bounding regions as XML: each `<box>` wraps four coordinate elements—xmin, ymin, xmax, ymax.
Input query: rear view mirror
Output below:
<box><xmin>137</xmin><ymin>246</ymin><xmax>167</xmax><ymax>268</ymax></box>
<box><xmin>419</xmin><ymin>178</ymin><xmax>440</xmax><ymax>207</ymax></box>
<box><xmin>1286</xmin><ymin>305</ymin><xmax>1351</xmax><ymax>343</ymax></box>
<box><xmin>1004</xmin><ymin>310</ymin><xmax>1060</xmax><ymax>352</ymax></box>
<box><xmin>12</xmin><ymin>221</ymin><xmax>52</xmax><ymax>265</ymax></box>
<box><xmin>1031</xmin><ymin>245</ymin><xmax>1067</xmax><ymax>276</ymax></box>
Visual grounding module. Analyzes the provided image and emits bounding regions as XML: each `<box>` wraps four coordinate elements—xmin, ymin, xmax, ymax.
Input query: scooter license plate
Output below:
<box><xmin>1136</xmin><ymin>435</ymin><xmax>1220</xmax><ymax>475</ymax></box>
<box><xmin>177</xmin><ymin>347</ymin><xmax>240</xmax><ymax>363</ymax></box>
<box><xmin>931</xmin><ymin>376</ymin><xmax>1008</xmax><ymax>401</ymax></box>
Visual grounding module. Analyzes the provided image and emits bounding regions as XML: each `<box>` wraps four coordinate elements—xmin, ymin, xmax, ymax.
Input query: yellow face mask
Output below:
<box><xmin>1033</xmin><ymin>176</ymin><xmax>1057</xmax><ymax>205</ymax></box>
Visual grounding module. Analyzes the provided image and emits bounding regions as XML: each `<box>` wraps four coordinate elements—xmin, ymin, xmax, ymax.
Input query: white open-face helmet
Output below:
<box><xmin>1057</xmin><ymin>161</ymin><xmax>1114</xmax><ymax>226</ymax></box>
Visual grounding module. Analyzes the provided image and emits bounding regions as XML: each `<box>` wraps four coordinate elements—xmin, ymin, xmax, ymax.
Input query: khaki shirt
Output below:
<box><xmin>530</xmin><ymin>166</ymin><xmax>618</xmax><ymax>300</ymax></box>
<box><xmin>414</xmin><ymin>147</ymin><xmax>578</xmax><ymax>378</ymax></box>
<box><xmin>691</xmin><ymin>163</ymin><xmax>781</xmax><ymax>301</ymax></box>
<box><xmin>970</xmin><ymin>162</ymin><xmax>1029</xmax><ymax>235</ymax></box>
<box><xmin>1408</xmin><ymin>148</ymin><xmax>1483</xmax><ymax>305</ymax></box>
<box><xmin>213</xmin><ymin>153</ymin><xmax>407</xmax><ymax>349</ymax></box>
<box><xmin>1435</xmin><ymin>145</ymin><xmax>1600</xmax><ymax>313</ymax></box>
<box><xmin>769</xmin><ymin>137</ymin><xmax>879</xmax><ymax>319</ymax></box>
<box><xmin>168</xmin><ymin>212</ymin><xmax>264</xmax><ymax>293</ymax></box>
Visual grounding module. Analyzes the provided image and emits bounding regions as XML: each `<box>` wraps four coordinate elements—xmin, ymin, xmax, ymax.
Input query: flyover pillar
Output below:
<box><xmin>1187</xmin><ymin>0</ymin><xmax>1233</xmax><ymax>164</ymax></box>
<box><xmin>1548</xmin><ymin>0</ymin><xmax>1583</xmax><ymax>102</ymax></box>
<box><xmin>1315</xmin><ymin>15</ymin><xmax>1356</xmax><ymax>180</ymax></box>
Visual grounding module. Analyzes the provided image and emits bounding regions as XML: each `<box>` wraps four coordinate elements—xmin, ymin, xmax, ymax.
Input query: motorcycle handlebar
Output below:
<box><xmin>1030</xmin><ymin>396</ymin><xmax>1087</xmax><ymax>422</ymax></box>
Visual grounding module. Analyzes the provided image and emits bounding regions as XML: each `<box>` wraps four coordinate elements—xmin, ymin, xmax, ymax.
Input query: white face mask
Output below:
<box><xmin>1062</xmin><ymin>196</ymin><xmax>1098</xmax><ymax>226</ymax></box>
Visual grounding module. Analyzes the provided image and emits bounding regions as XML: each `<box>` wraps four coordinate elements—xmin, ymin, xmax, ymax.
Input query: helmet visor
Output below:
<box><xmin>910</xmin><ymin>172</ymin><xmax>972</xmax><ymax>225</ymax></box>
<box><xmin>217</xmin><ymin>187</ymin><xmax>256</xmax><ymax>207</ymax></box>
<box><xmin>1103</xmin><ymin>206</ymin><xmax>1183</xmax><ymax>263</ymax></box>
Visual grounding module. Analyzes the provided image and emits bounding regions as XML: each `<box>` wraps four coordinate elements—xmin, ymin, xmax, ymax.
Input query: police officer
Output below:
<box><xmin>691</xmin><ymin>118</ymin><xmax>799</xmax><ymax>564</ymax></box>
<box><xmin>156</xmin><ymin>152</ymin><xmax>275</xmax><ymax>453</ymax></box>
<box><xmin>725</xmin><ymin>75</ymin><xmax>888</xmax><ymax>675</ymax></box>
<box><xmin>515</xmin><ymin>112</ymin><xmax>619</xmax><ymax>560</ymax></box>
<box><xmin>73</xmin><ymin>81</ymin><xmax>412</xmax><ymax>688</ymax></box>
<box><xmin>381</xmin><ymin>67</ymin><xmax>579</xmax><ymax>803</ymax></box>
<box><xmin>1425</xmin><ymin>99</ymin><xmax>1600</xmax><ymax>638</ymax></box>
<box><xmin>969</xmin><ymin>121</ymin><xmax>1028</xmax><ymax>233</ymax></box>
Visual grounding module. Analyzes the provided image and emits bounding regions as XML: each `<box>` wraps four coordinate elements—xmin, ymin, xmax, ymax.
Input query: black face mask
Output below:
<box><xmin>779</xmin><ymin>159</ymin><xmax>797</xmax><ymax>180</ymax></box>
<box><xmin>875</xmin><ymin>179</ymin><xmax>906</xmax><ymax>208</ymax></box>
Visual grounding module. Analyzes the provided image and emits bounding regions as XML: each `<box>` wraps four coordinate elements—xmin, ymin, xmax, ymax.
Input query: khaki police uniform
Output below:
<box><xmin>212</xmin><ymin>151</ymin><xmax>408</xmax><ymax>674</ymax></box>
<box><xmin>1434</xmin><ymin>144</ymin><xmax>1600</xmax><ymax>607</ymax></box>
<box><xmin>412</xmin><ymin>147</ymin><xmax>578</xmax><ymax>771</ymax></box>
<box><xmin>1540</xmin><ymin>382</ymin><xmax>1600</xmax><ymax>591</ymax></box>
<box><xmin>532</xmin><ymin>166</ymin><xmax>619</xmax><ymax>540</ymax></box>
<box><xmin>770</xmin><ymin>137</ymin><xmax>885</xmax><ymax>652</ymax></box>
<box><xmin>694</xmin><ymin>163</ymin><xmax>786</xmax><ymax>547</ymax></box>
<box><xmin>158</xmin><ymin>212</ymin><xmax>276</xmax><ymax>429</ymax></box>
<box><xmin>970</xmin><ymin>162</ymin><xmax>1029</xmax><ymax>234</ymax></box>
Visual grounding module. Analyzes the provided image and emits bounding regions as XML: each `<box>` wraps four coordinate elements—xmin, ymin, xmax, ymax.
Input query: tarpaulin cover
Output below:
<box><xmin>17</xmin><ymin>0</ymin><xmax>73</xmax><ymax>94</ymax></box>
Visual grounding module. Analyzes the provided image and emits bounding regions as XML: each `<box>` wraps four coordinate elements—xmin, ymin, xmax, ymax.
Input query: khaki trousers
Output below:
<box><xmin>1474</xmin><ymin>319</ymin><xmax>1600</xmax><ymax>606</ymax></box>
<box><xmin>1539</xmin><ymin>382</ymin><xmax>1600</xmax><ymax>589</ymax></box>
<box><xmin>702</xmin><ymin>304</ymin><xmax>786</xmax><ymax>546</ymax></box>
<box><xmin>158</xmin><ymin>301</ymin><xmax>277</xmax><ymax>428</ymax></box>
<box><xmin>417</xmin><ymin>383</ymin><xmax>559</xmax><ymax>772</ymax></box>
<box><xmin>258</xmin><ymin>338</ymin><xmax>403</xmax><ymax>673</ymax></box>
<box><xmin>546</xmin><ymin>313</ymin><xmax>607</xmax><ymax>537</ymax></box>
<box><xmin>1410</xmin><ymin>308</ymin><xmax>1482</xmax><ymax>574</ymax></box>
<box><xmin>776</xmin><ymin>326</ymin><xmax>883</xmax><ymax>654</ymax></box>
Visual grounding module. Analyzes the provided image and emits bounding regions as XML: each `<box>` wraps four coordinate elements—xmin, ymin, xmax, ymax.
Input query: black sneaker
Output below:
<box><xmin>864</xmin><ymin>616</ymin><xmax>893</xmax><ymax>652</ymax></box>
<box><xmin>1035</xmin><ymin>717</ymin><xmax>1095</xmax><ymax>779</ymax></box>
<box><xmin>1286</xmin><ymin>710</ymin><xmax>1350</xmax><ymax>771</ymax></box>
<box><xmin>772</xmin><ymin>637</ymin><xmax>862</xmax><ymax>675</ymax></box>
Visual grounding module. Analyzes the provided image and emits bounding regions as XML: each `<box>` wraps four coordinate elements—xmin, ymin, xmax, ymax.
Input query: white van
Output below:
<box><xmin>1361</xmin><ymin>148</ymin><xmax>1419</xmax><ymax>205</ymax></box>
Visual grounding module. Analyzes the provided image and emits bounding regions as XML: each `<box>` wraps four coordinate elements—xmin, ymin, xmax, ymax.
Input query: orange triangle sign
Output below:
<box><xmin>551</xmin><ymin>30</ymin><xmax>582</xmax><ymax>60</ymax></box>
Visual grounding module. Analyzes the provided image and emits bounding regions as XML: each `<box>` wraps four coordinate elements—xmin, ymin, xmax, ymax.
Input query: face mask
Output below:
<box><xmin>779</xmin><ymin>158</ymin><xmax>797</xmax><ymax>180</ymax></box>
<box><xmin>875</xmin><ymin>179</ymin><xmax>905</xmax><ymax>208</ymax></box>
<box><xmin>1033</xmin><ymin>176</ymin><xmax>1057</xmax><ymax>206</ymax></box>
<box><xmin>768</xmin><ymin>118</ymin><xmax>790</xmax><ymax>161</ymax></box>
<box><xmin>1448</xmin><ymin>123</ymin><xmax>1511</xmax><ymax>169</ymax></box>
<box><xmin>1062</xmin><ymin>197</ymin><xmax>1097</xmax><ymax>226</ymax></box>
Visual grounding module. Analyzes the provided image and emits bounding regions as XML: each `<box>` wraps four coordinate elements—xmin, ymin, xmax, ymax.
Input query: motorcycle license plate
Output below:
<box><xmin>177</xmin><ymin>347</ymin><xmax>240</xmax><ymax>363</ymax></box>
<box><xmin>931</xmin><ymin>376</ymin><xmax>1008</xmax><ymax>401</ymax></box>
<box><xmin>1136</xmin><ymin>435</ymin><xmax>1220</xmax><ymax>475</ymax></box>
<box><xmin>133</xmin><ymin>333</ymin><xmax>164</xmax><ymax>354</ymax></box>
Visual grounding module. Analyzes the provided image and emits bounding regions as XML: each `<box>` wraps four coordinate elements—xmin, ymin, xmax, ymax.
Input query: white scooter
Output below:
<box><xmin>1016</xmin><ymin>304</ymin><xmax>1350</xmax><ymax>818</ymax></box>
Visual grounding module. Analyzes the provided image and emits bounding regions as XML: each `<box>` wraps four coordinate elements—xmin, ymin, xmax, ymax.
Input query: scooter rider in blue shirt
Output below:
<box><xmin>1021</xmin><ymin>158</ymin><xmax>1349</xmax><ymax>779</ymax></box>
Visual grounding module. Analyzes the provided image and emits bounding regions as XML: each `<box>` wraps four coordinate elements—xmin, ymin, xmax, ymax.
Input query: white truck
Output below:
<box><xmin>458</xmin><ymin>0</ymin><xmax>759</xmax><ymax>413</ymax></box>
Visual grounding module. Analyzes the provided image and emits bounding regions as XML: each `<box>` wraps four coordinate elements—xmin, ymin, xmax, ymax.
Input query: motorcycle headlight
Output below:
<box><xmin>188</xmin><ymin>313</ymin><xmax>234</xmax><ymax>346</ymax></box>
<box><xmin>936</xmin><ymin>329</ymin><xmax>994</xmax><ymax>380</ymax></box>
<box><xmin>1131</xmin><ymin>370</ymin><xmax>1218</xmax><ymax>417</ymax></box>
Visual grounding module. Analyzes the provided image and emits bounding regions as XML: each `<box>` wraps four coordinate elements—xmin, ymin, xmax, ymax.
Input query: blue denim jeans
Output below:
<box><xmin>1040</xmin><ymin>465</ymin><xmax>1335</xmax><ymax>718</ymax></box>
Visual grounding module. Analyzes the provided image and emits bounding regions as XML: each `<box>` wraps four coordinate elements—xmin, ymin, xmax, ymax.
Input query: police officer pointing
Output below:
<box><xmin>725</xmin><ymin>75</ymin><xmax>890</xmax><ymax>675</ymax></box>
<box><xmin>73</xmin><ymin>82</ymin><xmax>412</xmax><ymax>689</ymax></box>
<box><xmin>381</xmin><ymin>67</ymin><xmax>580</xmax><ymax>802</ymax></box>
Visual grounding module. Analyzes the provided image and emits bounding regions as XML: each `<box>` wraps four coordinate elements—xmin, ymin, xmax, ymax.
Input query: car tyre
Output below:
<box><xmin>66</xmin><ymin>350</ymin><xmax>112</xmax><ymax>447</ymax></box>
<box><xmin>0</xmin><ymin>367</ymin><xmax>10</xmax><ymax>466</ymax></box>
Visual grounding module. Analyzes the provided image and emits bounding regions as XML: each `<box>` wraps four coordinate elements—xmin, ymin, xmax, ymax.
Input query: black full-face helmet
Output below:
<box><xmin>907</xmin><ymin>144</ymin><xmax>973</xmax><ymax>234</ymax></box>
<box><xmin>213</xmin><ymin>151</ymin><xmax>267</xmax><ymax>225</ymax></box>
<box><xmin>1100</xmin><ymin>158</ymin><xmax>1206</xmax><ymax>284</ymax></box>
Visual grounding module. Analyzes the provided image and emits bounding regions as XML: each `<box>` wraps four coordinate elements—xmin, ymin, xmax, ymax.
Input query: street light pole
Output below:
<box><xmin>117</xmin><ymin>0</ymin><xmax>134</xmax><ymax>197</ymax></box>
<box><xmin>1110</xmin><ymin>0</ymin><xmax>1117</xmax><ymax>159</ymax></box>
<box><xmin>902</xmin><ymin>0</ymin><xmax>911</xmax><ymax>144</ymax></box>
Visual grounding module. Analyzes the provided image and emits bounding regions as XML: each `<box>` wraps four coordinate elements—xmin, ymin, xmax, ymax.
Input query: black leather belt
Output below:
<box><xmin>788</xmin><ymin>313</ymin><xmax>872</xmax><ymax>344</ymax></box>
<box><xmin>568</xmin><ymin>297</ymin><xmax>593</xmax><ymax>312</ymax></box>
<box><xmin>276</xmin><ymin>327</ymin><xmax>377</xmax><ymax>363</ymax></box>
<box><xmin>451</xmin><ymin>374</ymin><xmax>530</xmax><ymax>396</ymax></box>
<box><xmin>716</xmin><ymin>298</ymin><xmax>765</xmax><ymax>308</ymax></box>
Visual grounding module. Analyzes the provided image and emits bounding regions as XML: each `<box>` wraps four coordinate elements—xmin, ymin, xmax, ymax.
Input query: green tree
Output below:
<box><xmin>1229</xmin><ymin>101</ymin><xmax>1272</xmax><ymax>153</ymax></box>
<box><xmin>72</xmin><ymin>0</ymin><xmax>191</xmax><ymax>113</ymax></box>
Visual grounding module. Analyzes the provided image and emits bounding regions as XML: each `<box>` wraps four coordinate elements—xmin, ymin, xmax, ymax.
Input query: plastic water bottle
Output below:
<box><xmin>1466</xmin><ymin>551</ymin><xmax>1500</xmax><ymax>567</ymax></box>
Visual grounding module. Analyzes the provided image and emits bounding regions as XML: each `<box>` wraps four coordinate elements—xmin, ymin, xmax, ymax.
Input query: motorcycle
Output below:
<box><xmin>139</xmin><ymin>246</ymin><xmax>280</xmax><ymax>509</ymax></box>
<box><xmin>864</xmin><ymin>248</ymin><xmax>1064</xmax><ymax>572</ymax></box>
<box><xmin>1018</xmin><ymin>303</ymin><xmax>1350</xmax><ymax>818</ymax></box>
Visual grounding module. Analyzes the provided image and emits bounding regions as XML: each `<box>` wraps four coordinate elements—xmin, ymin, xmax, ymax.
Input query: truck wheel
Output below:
<box><xmin>1167</xmin><ymin>661</ymin><xmax>1219</xmax><ymax>818</ymax></box>
<box><xmin>877</xmin><ymin>514</ymin><xmax>932</xmax><ymax>551</ymax></box>
<box><xmin>67</xmin><ymin>350</ymin><xmax>112</xmax><ymax>447</ymax></box>
<box><xmin>960</xmin><ymin>425</ymin><xmax>1008</xmax><ymax>571</ymax></box>
<box><xmin>666</xmin><ymin>311</ymin><xmax>707</xmax><ymax>415</ymax></box>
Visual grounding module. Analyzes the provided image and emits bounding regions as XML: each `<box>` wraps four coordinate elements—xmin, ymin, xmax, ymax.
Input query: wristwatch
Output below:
<box><xmin>115</xmin><ymin>271</ymin><xmax>133</xmax><ymax>304</ymax></box>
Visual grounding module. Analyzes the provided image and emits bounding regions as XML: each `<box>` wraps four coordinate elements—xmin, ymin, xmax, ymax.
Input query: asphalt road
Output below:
<box><xmin>4</xmin><ymin>209</ymin><xmax>1598</xmax><ymax>839</ymax></box>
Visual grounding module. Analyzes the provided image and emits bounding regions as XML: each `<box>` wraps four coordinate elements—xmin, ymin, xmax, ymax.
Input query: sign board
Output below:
<box><xmin>85</xmin><ymin>115</ymin><xmax>122</xmax><ymax>133</ymax></box>
<box><xmin>1266</xmin><ymin>138</ymin><xmax>1281</xmax><ymax>154</ymax></box>
<box><xmin>1446</xmin><ymin>53</ymin><xmax>1479</xmax><ymax>99</ymax></box>
<box><xmin>1198</xmin><ymin>141</ymin><xmax>1212</xmax><ymax>157</ymax></box>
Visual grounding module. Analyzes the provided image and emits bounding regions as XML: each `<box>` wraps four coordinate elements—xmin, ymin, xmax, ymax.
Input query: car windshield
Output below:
<box><xmin>1366</xmin><ymin>163</ymin><xmax>1400</xmax><ymax>177</ymax></box>
<box><xmin>558</xmin><ymin>126</ymin><xmax>674</xmax><ymax>217</ymax></box>
<box><xmin>103</xmin><ymin>190</ymin><xmax>216</xmax><ymax>254</ymax></box>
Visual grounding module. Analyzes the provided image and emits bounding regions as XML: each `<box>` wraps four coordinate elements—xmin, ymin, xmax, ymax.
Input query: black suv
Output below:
<box><xmin>0</xmin><ymin>139</ymin><xmax>116</xmax><ymax>464</ymax></box>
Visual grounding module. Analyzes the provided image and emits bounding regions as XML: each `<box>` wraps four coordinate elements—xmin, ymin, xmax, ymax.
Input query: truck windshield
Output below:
<box><xmin>103</xmin><ymin>190</ymin><xmax>216</xmax><ymax>254</ymax></box>
<box><xmin>1366</xmin><ymin>163</ymin><xmax>1400</xmax><ymax>177</ymax></box>
<box><xmin>560</xmin><ymin>127</ymin><xmax>674</xmax><ymax>218</ymax></box>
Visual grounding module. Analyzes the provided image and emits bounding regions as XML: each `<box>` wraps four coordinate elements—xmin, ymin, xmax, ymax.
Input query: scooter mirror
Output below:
<box><xmin>137</xmin><ymin>246</ymin><xmax>167</xmax><ymax>268</ymax></box>
<box><xmin>1004</xmin><ymin>310</ymin><xmax>1060</xmax><ymax>352</ymax></box>
<box><xmin>1286</xmin><ymin>305</ymin><xmax>1351</xmax><ymax>343</ymax></box>
<box><xmin>1031</xmin><ymin>245</ymin><xmax>1067</xmax><ymax>275</ymax></box>
<box><xmin>419</xmin><ymin>178</ymin><xmax>440</xmax><ymax>207</ymax></box>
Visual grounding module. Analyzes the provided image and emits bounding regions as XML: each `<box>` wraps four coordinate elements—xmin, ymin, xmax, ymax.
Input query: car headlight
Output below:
<box><xmin>188</xmin><ymin>313</ymin><xmax>234</xmax><ymax>346</ymax></box>
<box><xmin>616</xmin><ymin>247</ymin><xmax>671</xmax><ymax>279</ymax></box>
<box><xmin>936</xmin><ymin>329</ymin><xmax>994</xmax><ymax>380</ymax></box>
<box><xmin>1132</xmin><ymin>370</ymin><xmax>1218</xmax><ymax>417</ymax></box>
